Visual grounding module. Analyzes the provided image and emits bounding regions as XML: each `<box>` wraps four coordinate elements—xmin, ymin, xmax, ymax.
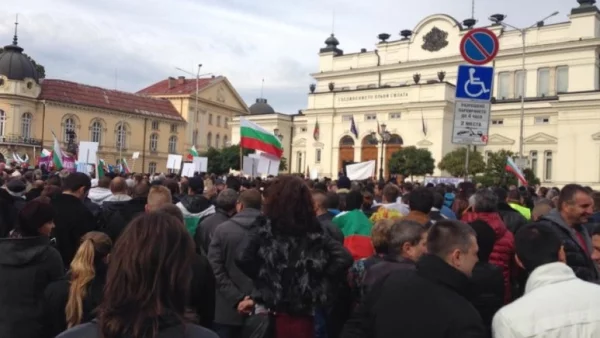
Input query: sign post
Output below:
<box><xmin>453</xmin><ymin>27</ymin><xmax>499</xmax><ymax>180</ymax></box>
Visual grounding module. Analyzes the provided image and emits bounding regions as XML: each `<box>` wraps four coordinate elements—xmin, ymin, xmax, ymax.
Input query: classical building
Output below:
<box><xmin>232</xmin><ymin>0</ymin><xmax>600</xmax><ymax>188</ymax></box>
<box><xmin>137</xmin><ymin>76</ymin><xmax>249</xmax><ymax>151</ymax></box>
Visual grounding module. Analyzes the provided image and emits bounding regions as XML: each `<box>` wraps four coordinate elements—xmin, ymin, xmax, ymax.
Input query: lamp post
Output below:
<box><xmin>175</xmin><ymin>65</ymin><xmax>213</xmax><ymax>148</ymax></box>
<box><xmin>371</xmin><ymin>123</ymin><xmax>391</xmax><ymax>183</ymax></box>
<box><xmin>489</xmin><ymin>11</ymin><xmax>559</xmax><ymax>169</ymax></box>
<box><xmin>273</xmin><ymin>128</ymin><xmax>283</xmax><ymax>141</ymax></box>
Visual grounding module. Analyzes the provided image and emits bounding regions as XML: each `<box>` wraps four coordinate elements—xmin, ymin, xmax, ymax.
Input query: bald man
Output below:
<box><xmin>105</xmin><ymin>177</ymin><xmax>131</xmax><ymax>202</ymax></box>
<box><xmin>145</xmin><ymin>185</ymin><xmax>173</xmax><ymax>212</ymax></box>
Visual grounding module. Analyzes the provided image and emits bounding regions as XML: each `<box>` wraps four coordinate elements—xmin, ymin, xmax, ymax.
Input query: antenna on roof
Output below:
<box><xmin>114</xmin><ymin>69</ymin><xmax>118</xmax><ymax>90</ymax></box>
<box><xmin>260</xmin><ymin>78</ymin><xmax>265</xmax><ymax>98</ymax></box>
<box><xmin>471</xmin><ymin>0</ymin><xmax>475</xmax><ymax>19</ymax></box>
<box><xmin>13</xmin><ymin>14</ymin><xmax>19</xmax><ymax>45</ymax></box>
<box><xmin>332</xmin><ymin>9</ymin><xmax>336</xmax><ymax>34</ymax></box>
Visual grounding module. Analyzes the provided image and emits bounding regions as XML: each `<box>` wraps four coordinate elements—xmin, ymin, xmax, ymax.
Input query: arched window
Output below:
<box><xmin>216</xmin><ymin>134</ymin><xmax>220</xmax><ymax>148</ymax></box>
<box><xmin>223</xmin><ymin>135</ymin><xmax>228</xmax><ymax>146</ymax></box>
<box><xmin>63</xmin><ymin>117</ymin><xmax>75</xmax><ymax>142</ymax></box>
<box><xmin>116</xmin><ymin>123</ymin><xmax>127</xmax><ymax>150</ymax></box>
<box><xmin>149</xmin><ymin>162</ymin><xmax>157</xmax><ymax>174</ymax></box>
<box><xmin>21</xmin><ymin>113</ymin><xmax>32</xmax><ymax>139</ymax></box>
<box><xmin>207</xmin><ymin>132</ymin><xmax>212</xmax><ymax>148</ymax></box>
<box><xmin>168</xmin><ymin>136</ymin><xmax>177</xmax><ymax>154</ymax></box>
<box><xmin>339</xmin><ymin>135</ymin><xmax>355</xmax><ymax>147</ymax></box>
<box><xmin>0</xmin><ymin>110</ymin><xmax>5</xmax><ymax>137</ymax></box>
<box><xmin>149</xmin><ymin>133</ymin><xmax>158</xmax><ymax>151</ymax></box>
<box><xmin>91</xmin><ymin>120</ymin><xmax>102</xmax><ymax>143</ymax></box>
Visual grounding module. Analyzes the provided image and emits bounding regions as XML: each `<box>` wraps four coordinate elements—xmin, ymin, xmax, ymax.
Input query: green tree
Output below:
<box><xmin>279</xmin><ymin>156</ymin><xmax>288</xmax><ymax>172</ymax></box>
<box><xmin>438</xmin><ymin>147</ymin><xmax>486</xmax><ymax>177</ymax></box>
<box><xmin>474</xmin><ymin>150</ymin><xmax>541</xmax><ymax>187</ymax></box>
<box><xmin>0</xmin><ymin>48</ymin><xmax>46</xmax><ymax>79</ymax></box>
<box><xmin>388</xmin><ymin>146</ymin><xmax>435</xmax><ymax>180</ymax></box>
<box><xmin>200</xmin><ymin>145</ymin><xmax>287</xmax><ymax>175</ymax></box>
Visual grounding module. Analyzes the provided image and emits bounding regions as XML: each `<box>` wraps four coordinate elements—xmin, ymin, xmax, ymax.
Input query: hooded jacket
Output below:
<box><xmin>101</xmin><ymin>197</ymin><xmax>147</xmax><ymax>242</ymax></box>
<box><xmin>87</xmin><ymin>187</ymin><xmax>113</xmax><ymax>206</ymax></box>
<box><xmin>176</xmin><ymin>195</ymin><xmax>215</xmax><ymax>236</ymax></box>
<box><xmin>0</xmin><ymin>236</ymin><xmax>64</xmax><ymax>338</ymax></box>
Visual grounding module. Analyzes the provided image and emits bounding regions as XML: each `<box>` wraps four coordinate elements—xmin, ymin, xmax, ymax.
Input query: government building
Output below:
<box><xmin>230</xmin><ymin>0</ymin><xmax>600</xmax><ymax>188</ymax></box>
<box><xmin>0</xmin><ymin>29</ymin><xmax>249</xmax><ymax>173</ymax></box>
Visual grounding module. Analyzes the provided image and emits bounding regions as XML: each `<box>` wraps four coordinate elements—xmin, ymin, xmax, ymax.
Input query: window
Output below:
<box><xmin>298</xmin><ymin>127</ymin><xmax>307</xmax><ymax>133</ymax></box>
<box><xmin>342</xmin><ymin>115</ymin><xmax>352</xmax><ymax>121</ymax></box>
<box><xmin>21</xmin><ymin>113</ymin><xmax>32</xmax><ymax>138</ymax></box>
<box><xmin>192</xmin><ymin>129</ymin><xmax>198</xmax><ymax>146</ymax></box>
<box><xmin>491</xmin><ymin>119</ymin><xmax>504</xmax><ymax>125</ymax></box>
<box><xmin>515</xmin><ymin>70</ymin><xmax>525</xmax><ymax>98</ymax></box>
<box><xmin>207</xmin><ymin>132</ymin><xmax>212</xmax><ymax>147</ymax></box>
<box><xmin>149</xmin><ymin>133</ymin><xmax>158</xmax><ymax>151</ymax></box>
<box><xmin>534</xmin><ymin>116</ymin><xmax>550</xmax><ymax>124</ymax></box>
<box><xmin>315</xmin><ymin>149</ymin><xmax>322</xmax><ymax>163</ymax></box>
<box><xmin>530</xmin><ymin>151</ymin><xmax>538</xmax><ymax>177</ymax></box>
<box><xmin>91</xmin><ymin>121</ymin><xmax>102</xmax><ymax>143</ymax></box>
<box><xmin>497</xmin><ymin>72</ymin><xmax>510</xmax><ymax>99</ymax></box>
<box><xmin>544</xmin><ymin>151</ymin><xmax>553</xmax><ymax>181</ymax></box>
<box><xmin>224</xmin><ymin>118</ymin><xmax>229</xmax><ymax>128</ymax></box>
<box><xmin>296</xmin><ymin>152</ymin><xmax>303</xmax><ymax>173</ymax></box>
<box><xmin>217</xmin><ymin>116</ymin><xmax>221</xmax><ymax>127</ymax></box>
<box><xmin>389</xmin><ymin>113</ymin><xmax>401</xmax><ymax>119</ymax></box>
<box><xmin>170</xmin><ymin>124</ymin><xmax>178</xmax><ymax>133</ymax></box>
<box><xmin>149</xmin><ymin>162</ymin><xmax>157</xmax><ymax>174</ymax></box>
<box><xmin>216</xmin><ymin>134</ymin><xmax>220</xmax><ymax>148</ymax></box>
<box><xmin>151</xmin><ymin>120</ymin><xmax>159</xmax><ymax>130</ymax></box>
<box><xmin>223</xmin><ymin>135</ymin><xmax>228</xmax><ymax>146</ymax></box>
<box><xmin>556</xmin><ymin>66</ymin><xmax>569</xmax><ymax>93</ymax></box>
<box><xmin>209</xmin><ymin>114</ymin><xmax>213</xmax><ymax>125</ymax></box>
<box><xmin>0</xmin><ymin>110</ymin><xmax>4</xmax><ymax>136</ymax></box>
<box><xmin>116</xmin><ymin>123</ymin><xmax>127</xmax><ymax>150</ymax></box>
<box><xmin>63</xmin><ymin>117</ymin><xmax>75</xmax><ymax>142</ymax></box>
<box><xmin>537</xmin><ymin>68</ymin><xmax>550</xmax><ymax>97</ymax></box>
<box><xmin>364</xmin><ymin>114</ymin><xmax>377</xmax><ymax>121</ymax></box>
<box><xmin>168</xmin><ymin>136</ymin><xmax>177</xmax><ymax>153</ymax></box>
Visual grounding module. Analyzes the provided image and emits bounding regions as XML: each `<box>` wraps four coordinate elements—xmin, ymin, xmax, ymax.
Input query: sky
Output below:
<box><xmin>1</xmin><ymin>0</ymin><xmax>576</xmax><ymax>114</ymax></box>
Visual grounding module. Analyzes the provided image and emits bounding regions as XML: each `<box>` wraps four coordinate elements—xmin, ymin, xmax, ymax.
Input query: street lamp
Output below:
<box><xmin>273</xmin><ymin>128</ymin><xmax>283</xmax><ymax>141</ymax></box>
<box><xmin>175</xmin><ymin>65</ymin><xmax>213</xmax><ymax>148</ymax></box>
<box><xmin>489</xmin><ymin>11</ymin><xmax>559</xmax><ymax>169</ymax></box>
<box><xmin>371</xmin><ymin>123</ymin><xmax>391</xmax><ymax>182</ymax></box>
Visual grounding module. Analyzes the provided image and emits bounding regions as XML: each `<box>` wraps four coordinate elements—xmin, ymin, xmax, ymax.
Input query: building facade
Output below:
<box><xmin>232</xmin><ymin>1</ymin><xmax>600</xmax><ymax>187</ymax></box>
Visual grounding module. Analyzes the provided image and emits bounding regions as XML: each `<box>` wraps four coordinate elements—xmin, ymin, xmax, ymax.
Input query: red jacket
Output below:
<box><xmin>462</xmin><ymin>211</ymin><xmax>515</xmax><ymax>303</ymax></box>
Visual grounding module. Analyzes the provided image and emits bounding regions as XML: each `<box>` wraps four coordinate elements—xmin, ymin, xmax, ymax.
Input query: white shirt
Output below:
<box><xmin>492</xmin><ymin>262</ymin><xmax>600</xmax><ymax>338</ymax></box>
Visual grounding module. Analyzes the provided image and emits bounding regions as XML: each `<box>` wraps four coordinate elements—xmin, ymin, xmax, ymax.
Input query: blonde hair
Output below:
<box><xmin>66</xmin><ymin>232</ymin><xmax>112</xmax><ymax>328</ymax></box>
<box><xmin>372</xmin><ymin>219</ymin><xmax>395</xmax><ymax>254</ymax></box>
<box><xmin>146</xmin><ymin>185</ymin><xmax>173</xmax><ymax>212</ymax></box>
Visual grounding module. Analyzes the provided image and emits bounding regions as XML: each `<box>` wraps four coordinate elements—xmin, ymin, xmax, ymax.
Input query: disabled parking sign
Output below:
<box><xmin>455</xmin><ymin>65</ymin><xmax>494</xmax><ymax>101</ymax></box>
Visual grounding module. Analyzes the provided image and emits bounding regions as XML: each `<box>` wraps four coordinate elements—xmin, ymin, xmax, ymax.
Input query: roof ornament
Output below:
<box><xmin>13</xmin><ymin>14</ymin><xmax>19</xmax><ymax>46</ymax></box>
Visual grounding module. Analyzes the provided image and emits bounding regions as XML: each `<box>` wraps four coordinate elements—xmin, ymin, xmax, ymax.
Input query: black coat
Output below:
<box><xmin>342</xmin><ymin>254</ymin><xmax>486</xmax><ymax>338</ymax></box>
<box><xmin>470</xmin><ymin>262</ymin><xmax>504</xmax><ymax>336</ymax></box>
<box><xmin>190</xmin><ymin>253</ymin><xmax>216</xmax><ymax>329</ymax></box>
<box><xmin>497</xmin><ymin>202</ymin><xmax>528</xmax><ymax>234</ymax></box>
<box><xmin>55</xmin><ymin>320</ymin><xmax>218</xmax><ymax>338</ymax></box>
<box><xmin>100</xmin><ymin>197</ymin><xmax>147</xmax><ymax>242</ymax></box>
<box><xmin>195</xmin><ymin>209</ymin><xmax>230</xmax><ymax>255</ymax></box>
<box><xmin>207</xmin><ymin>208</ymin><xmax>261</xmax><ymax>326</ymax></box>
<box><xmin>0</xmin><ymin>189</ymin><xmax>19</xmax><ymax>237</ymax></box>
<box><xmin>0</xmin><ymin>236</ymin><xmax>65</xmax><ymax>338</ymax></box>
<box><xmin>52</xmin><ymin>194</ymin><xmax>96</xmax><ymax>266</ymax></box>
<box><xmin>318</xmin><ymin>213</ymin><xmax>345</xmax><ymax>243</ymax></box>
<box><xmin>25</xmin><ymin>187</ymin><xmax>43</xmax><ymax>201</ymax></box>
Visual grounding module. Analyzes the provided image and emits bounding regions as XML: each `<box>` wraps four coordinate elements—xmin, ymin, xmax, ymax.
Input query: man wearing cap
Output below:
<box><xmin>176</xmin><ymin>176</ymin><xmax>215</xmax><ymax>237</ymax></box>
<box><xmin>4</xmin><ymin>179</ymin><xmax>27</xmax><ymax>212</ymax></box>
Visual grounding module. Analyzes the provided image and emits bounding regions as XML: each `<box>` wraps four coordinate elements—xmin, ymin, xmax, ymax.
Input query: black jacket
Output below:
<box><xmin>207</xmin><ymin>208</ymin><xmax>261</xmax><ymax>326</ymax></box>
<box><xmin>196</xmin><ymin>209</ymin><xmax>230</xmax><ymax>255</ymax></box>
<box><xmin>470</xmin><ymin>262</ymin><xmax>504</xmax><ymax>336</ymax></box>
<box><xmin>497</xmin><ymin>202</ymin><xmax>528</xmax><ymax>234</ymax></box>
<box><xmin>342</xmin><ymin>254</ymin><xmax>486</xmax><ymax>338</ymax></box>
<box><xmin>101</xmin><ymin>197</ymin><xmax>147</xmax><ymax>242</ymax></box>
<box><xmin>52</xmin><ymin>194</ymin><xmax>96</xmax><ymax>266</ymax></box>
<box><xmin>539</xmin><ymin>209</ymin><xmax>599</xmax><ymax>282</ymax></box>
<box><xmin>236</xmin><ymin>216</ymin><xmax>353</xmax><ymax>316</ymax></box>
<box><xmin>44</xmin><ymin>268</ymin><xmax>107</xmax><ymax>337</ymax></box>
<box><xmin>190</xmin><ymin>253</ymin><xmax>216</xmax><ymax>329</ymax></box>
<box><xmin>0</xmin><ymin>189</ymin><xmax>19</xmax><ymax>237</ymax></box>
<box><xmin>318</xmin><ymin>212</ymin><xmax>345</xmax><ymax>243</ymax></box>
<box><xmin>56</xmin><ymin>320</ymin><xmax>218</xmax><ymax>338</ymax></box>
<box><xmin>25</xmin><ymin>187</ymin><xmax>43</xmax><ymax>201</ymax></box>
<box><xmin>0</xmin><ymin>236</ymin><xmax>65</xmax><ymax>338</ymax></box>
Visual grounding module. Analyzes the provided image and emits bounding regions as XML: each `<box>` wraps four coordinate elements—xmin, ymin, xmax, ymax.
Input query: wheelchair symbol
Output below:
<box><xmin>464</xmin><ymin>68</ymin><xmax>490</xmax><ymax>98</ymax></box>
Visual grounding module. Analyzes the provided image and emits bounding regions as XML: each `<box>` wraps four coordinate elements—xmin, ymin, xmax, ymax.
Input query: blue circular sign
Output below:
<box><xmin>460</xmin><ymin>28</ymin><xmax>499</xmax><ymax>65</ymax></box>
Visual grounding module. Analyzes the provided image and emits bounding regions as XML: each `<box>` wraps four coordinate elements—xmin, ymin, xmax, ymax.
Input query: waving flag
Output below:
<box><xmin>240</xmin><ymin>118</ymin><xmax>283</xmax><ymax>158</ymax></box>
<box><xmin>51</xmin><ymin>131</ymin><xmax>63</xmax><ymax>170</ymax></box>
<box><xmin>189</xmin><ymin>145</ymin><xmax>199</xmax><ymax>157</ymax></box>
<box><xmin>313</xmin><ymin>119</ymin><xmax>320</xmax><ymax>141</ymax></box>
<box><xmin>506</xmin><ymin>157</ymin><xmax>528</xmax><ymax>186</ymax></box>
<box><xmin>350</xmin><ymin>116</ymin><xmax>358</xmax><ymax>138</ymax></box>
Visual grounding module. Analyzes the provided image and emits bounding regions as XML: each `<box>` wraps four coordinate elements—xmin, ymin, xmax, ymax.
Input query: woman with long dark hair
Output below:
<box><xmin>236</xmin><ymin>175</ymin><xmax>353</xmax><ymax>338</ymax></box>
<box><xmin>45</xmin><ymin>231</ymin><xmax>113</xmax><ymax>336</ymax></box>
<box><xmin>56</xmin><ymin>212</ymin><xmax>217</xmax><ymax>338</ymax></box>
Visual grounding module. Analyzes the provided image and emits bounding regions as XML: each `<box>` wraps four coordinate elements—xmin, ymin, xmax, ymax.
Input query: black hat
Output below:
<box><xmin>337</xmin><ymin>176</ymin><xmax>351</xmax><ymax>190</ymax></box>
<box><xmin>6</xmin><ymin>179</ymin><xmax>26</xmax><ymax>197</ymax></box>
<box><xmin>188</xmin><ymin>176</ymin><xmax>205</xmax><ymax>194</ymax></box>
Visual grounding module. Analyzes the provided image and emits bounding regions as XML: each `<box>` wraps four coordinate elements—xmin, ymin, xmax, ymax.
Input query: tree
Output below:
<box><xmin>388</xmin><ymin>146</ymin><xmax>435</xmax><ymax>180</ymax></box>
<box><xmin>200</xmin><ymin>144</ymin><xmax>287</xmax><ymax>175</ymax></box>
<box><xmin>474</xmin><ymin>149</ymin><xmax>540</xmax><ymax>187</ymax></box>
<box><xmin>438</xmin><ymin>147</ymin><xmax>486</xmax><ymax>177</ymax></box>
<box><xmin>0</xmin><ymin>48</ymin><xmax>46</xmax><ymax>79</ymax></box>
<box><xmin>279</xmin><ymin>156</ymin><xmax>288</xmax><ymax>172</ymax></box>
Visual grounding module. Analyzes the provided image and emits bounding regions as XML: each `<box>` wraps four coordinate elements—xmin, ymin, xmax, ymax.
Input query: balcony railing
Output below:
<box><xmin>0</xmin><ymin>134</ymin><xmax>43</xmax><ymax>147</ymax></box>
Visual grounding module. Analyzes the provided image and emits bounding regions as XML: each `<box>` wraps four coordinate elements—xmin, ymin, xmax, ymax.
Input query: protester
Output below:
<box><xmin>376</xmin><ymin>184</ymin><xmax>409</xmax><ymax>216</ymax></box>
<box><xmin>176</xmin><ymin>176</ymin><xmax>215</xmax><ymax>236</ymax></box>
<box><xmin>104</xmin><ymin>177</ymin><xmax>132</xmax><ymax>203</ymax></box>
<box><xmin>492</xmin><ymin>223</ymin><xmax>600</xmax><ymax>337</ymax></box>
<box><xmin>102</xmin><ymin>182</ymin><xmax>150</xmax><ymax>242</ymax></box>
<box><xmin>592</xmin><ymin>226</ymin><xmax>600</xmax><ymax>265</ymax></box>
<box><xmin>196</xmin><ymin>189</ymin><xmax>238</xmax><ymax>255</ymax></box>
<box><xmin>236</xmin><ymin>175</ymin><xmax>352</xmax><ymax>338</ymax></box>
<box><xmin>429</xmin><ymin>192</ymin><xmax>448</xmax><ymax>223</ymax></box>
<box><xmin>26</xmin><ymin>179</ymin><xmax>45</xmax><ymax>201</ymax></box>
<box><xmin>145</xmin><ymin>185</ymin><xmax>173</xmax><ymax>212</ymax></box>
<box><xmin>0</xmin><ymin>177</ymin><xmax>20</xmax><ymax>237</ymax></box>
<box><xmin>342</xmin><ymin>220</ymin><xmax>484</xmax><ymax>338</ymax></box>
<box><xmin>0</xmin><ymin>199</ymin><xmax>64</xmax><ymax>338</ymax></box>
<box><xmin>404</xmin><ymin>187</ymin><xmax>434</xmax><ymax>226</ymax></box>
<box><xmin>506</xmin><ymin>189</ymin><xmax>531</xmax><ymax>221</ymax></box>
<box><xmin>333</xmin><ymin>189</ymin><xmax>375</xmax><ymax>260</ymax></box>
<box><xmin>45</xmin><ymin>232</ymin><xmax>113</xmax><ymax>337</ymax></box>
<box><xmin>312</xmin><ymin>190</ymin><xmax>345</xmax><ymax>243</ymax></box>
<box><xmin>87</xmin><ymin>176</ymin><xmax>112</xmax><ymax>206</ymax></box>
<box><xmin>494</xmin><ymin>187</ymin><xmax>528</xmax><ymax>233</ymax></box>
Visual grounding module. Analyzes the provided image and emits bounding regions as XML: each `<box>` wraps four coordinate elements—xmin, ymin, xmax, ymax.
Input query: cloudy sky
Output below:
<box><xmin>2</xmin><ymin>0</ymin><xmax>575</xmax><ymax>113</ymax></box>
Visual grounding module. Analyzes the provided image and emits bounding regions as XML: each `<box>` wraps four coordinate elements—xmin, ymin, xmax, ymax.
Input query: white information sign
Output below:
<box><xmin>451</xmin><ymin>100</ymin><xmax>490</xmax><ymax>145</ymax></box>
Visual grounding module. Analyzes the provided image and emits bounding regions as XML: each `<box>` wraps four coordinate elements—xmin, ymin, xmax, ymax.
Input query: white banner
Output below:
<box><xmin>346</xmin><ymin>160</ymin><xmax>376</xmax><ymax>180</ymax></box>
<box><xmin>193</xmin><ymin>156</ymin><xmax>208</xmax><ymax>173</ymax></box>
<box><xmin>78</xmin><ymin>141</ymin><xmax>99</xmax><ymax>164</ymax></box>
<box><xmin>166</xmin><ymin>154</ymin><xmax>183</xmax><ymax>169</ymax></box>
<box><xmin>181</xmin><ymin>163</ymin><xmax>196</xmax><ymax>177</ymax></box>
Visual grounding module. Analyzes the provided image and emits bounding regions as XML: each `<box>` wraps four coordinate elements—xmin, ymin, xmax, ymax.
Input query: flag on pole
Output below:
<box><xmin>51</xmin><ymin>131</ymin><xmax>63</xmax><ymax>170</ymax></box>
<box><xmin>505</xmin><ymin>157</ymin><xmax>528</xmax><ymax>186</ymax></box>
<box><xmin>120</xmin><ymin>158</ymin><xmax>131</xmax><ymax>174</ymax></box>
<box><xmin>421</xmin><ymin>111</ymin><xmax>427</xmax><ymax>136</ymax></box>
<box><xmin>240</xmin><ymin>118</ymin><xmax>283</xmax><ymax>158</ymax></box>
<box><xmin>313</xmin><ymin>119</ymin><xmax>320</xmax><ymax>141</ymax></box>
<box><xmin>41</xmin><ymin>149</ymin><xmax>51</xmax><ymax>157</ymax></box>
<box><xmin>350</xmin><ymin>116</ymin><xmax>358</xmax><ymax>138</ymax></box>
<box><xmin>189</xmin><ymin>145</ymin><xmax>199</xmax><ymax>157</ymax></box>
<box><xmin>377</xmin><ymin>120</ymin><xmax>382</xmax><ymax>136</ymax></box>
<box><xmin>97</xmin><ymin>159</ymin><xmax>106</xmax><ymax>178</ymax></box>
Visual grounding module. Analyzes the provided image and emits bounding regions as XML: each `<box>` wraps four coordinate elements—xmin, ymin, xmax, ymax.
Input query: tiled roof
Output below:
<box><xmin>136</xmin><ymin>76</ymin><xmax>221</xmax><ymax>96</ymax></box>
<box><xmin>39</xmin><ymin>79</ymin><xmax>185</xmax><ymax>122</ymax></box>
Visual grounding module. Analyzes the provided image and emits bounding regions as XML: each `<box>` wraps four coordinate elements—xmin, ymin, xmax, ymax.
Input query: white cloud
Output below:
<box><xmin>1</xmin><ymin>0</ymin><xmax>575</xmax><ymax>113</ymax></box>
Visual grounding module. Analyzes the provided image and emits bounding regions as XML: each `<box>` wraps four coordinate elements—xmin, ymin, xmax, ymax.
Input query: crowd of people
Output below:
<box><xmin>1</xmin><ymin>163</ymin><xmax>600</xmax><ymax>338</ymax></box>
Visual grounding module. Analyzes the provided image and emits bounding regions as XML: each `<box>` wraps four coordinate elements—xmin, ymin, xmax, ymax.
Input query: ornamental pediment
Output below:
<box><xmin>416</xmin><ymin>139</ymin><xmax>433</xmax><ymax>146</ymax></box>
<box><xmin>293</xmin><ymin>138</ymin><xmax>306</xmax><ymax>147</ymax></box>
<box><xmin>524</xmin><ymin>132</ymin><xmax>557</xmax><ymax>145</ymax></box>
<box><xmin>487</xmin><ymin>134</ymin><xmax>515</xmax><ymax>145</ymax></box>
<box><xmin>313</xmin><ymin>141</ymin><xmax>325</xmax><ymax>148</ymax></box>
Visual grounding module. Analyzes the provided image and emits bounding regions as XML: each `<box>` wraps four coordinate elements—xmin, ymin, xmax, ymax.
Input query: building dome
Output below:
<box><xmin>249</xmin><ymin>98</ymin><xmax>275</xmax><ymax>115</ymax></box>
<box><xmin>0</xmin><ymin>36</ymin><xmax>39</xmax><ymax>83</ymax></box>
<box><xmin>324</xmin><ymin>33</ymin><xmax>340</xmax><ymax>47</ymax></box>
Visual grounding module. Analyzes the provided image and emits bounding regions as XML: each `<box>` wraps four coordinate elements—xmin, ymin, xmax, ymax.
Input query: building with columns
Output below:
<box><xmin>232</xmin><ymin>0</ymin><xmax>600</xmax><ymax>187</ymax></box>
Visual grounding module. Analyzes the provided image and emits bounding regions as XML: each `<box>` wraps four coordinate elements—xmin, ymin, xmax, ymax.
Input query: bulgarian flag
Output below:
<box><xmin>51</xmin><ymin>131</ymin><xmax>63</xmax><ymax>170</ymax></box>
<box><xmin>333</xmin><ymin>209</ymin><xmax>375</xmax><ymax>260</ymax></box>
<box><xmin>240</xmin><ymin>118</ymin><xmax>283</xmax><ymax>158</ymax></box>
<box><xmin>189</xmin><ymin>145</ymin><xmax>199</xmax><ymax>157</ymax></box>
<box><xmin>506</xmin><ymin>156</ymin><xmax>528</xmax><ymax>186</ymax></box>
<box><xmin>41</xmin><ymin>149</ymin><xmax>51</xmax><ymax>157</ymax></box>
<box><xmin>97</xmin><ymin>159</ymin><xmax>106</xmax><ymax>178</ymax></box>
<box><xmin>120</xmin><ymin>158</ymin><xmax>131</xmax><ymax>174</ymax></box>
<box><xmin>313</xmin><ymin>119</ymin><xmax>320</xmax><ymax>141</ymax></box>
